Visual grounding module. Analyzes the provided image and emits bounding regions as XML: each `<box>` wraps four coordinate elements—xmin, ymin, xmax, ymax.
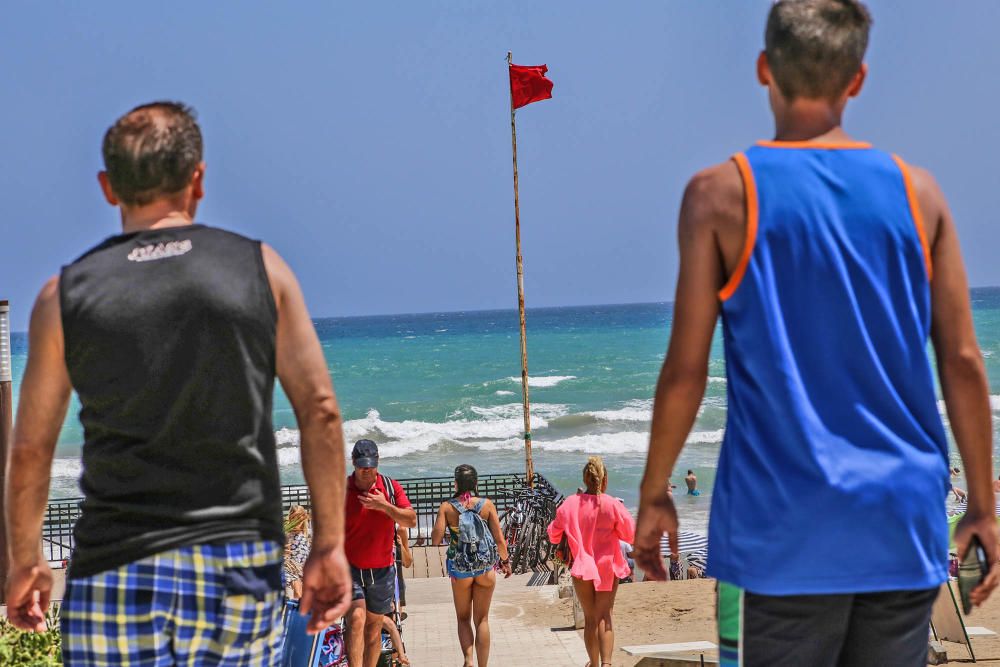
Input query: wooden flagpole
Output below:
<box><xmin>0</xmin><ymin>300</ymin><xmax>12</xmax><ymax>601</ymax></box>
<box><xmin>507</xmin><ymin>51</ymin><xmax>534</xmax><ymax>488</ymax></box>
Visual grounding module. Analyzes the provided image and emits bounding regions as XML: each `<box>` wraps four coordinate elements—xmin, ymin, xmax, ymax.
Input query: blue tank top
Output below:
<box><xmin>707</xmin><ymin>142</ymin><xmax>950</xmax><ymax>595</ymax></box>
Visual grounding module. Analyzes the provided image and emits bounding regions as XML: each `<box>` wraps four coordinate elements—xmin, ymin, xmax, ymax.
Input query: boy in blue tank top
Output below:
<box><xmin>635</xmin><ymin>1</ymin><xmax>999</xmax><ymax>665</ymax></box>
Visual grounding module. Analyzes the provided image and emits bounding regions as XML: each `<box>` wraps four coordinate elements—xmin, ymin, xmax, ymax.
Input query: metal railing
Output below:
<box><xmin>42</xmin><ymin>472</ymin><xmax>563</xmax><ymax>564</ymax></box>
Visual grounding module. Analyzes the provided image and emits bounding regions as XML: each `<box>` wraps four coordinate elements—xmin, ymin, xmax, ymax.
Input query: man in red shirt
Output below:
<box><xmin>345</xmin><ymin>439</ymin><xmax>417</xmax><ymax>667</ymax></box>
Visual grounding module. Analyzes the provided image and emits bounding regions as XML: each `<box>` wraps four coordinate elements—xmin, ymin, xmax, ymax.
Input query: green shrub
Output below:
<box><xmin>0</xmin><ymin>609</ymin><xmax>62</xmax><ymax>666</ymax></box>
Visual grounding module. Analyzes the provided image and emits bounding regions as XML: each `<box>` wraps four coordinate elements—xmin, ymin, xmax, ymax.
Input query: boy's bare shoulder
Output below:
<box><xmin>902</xmin><ymin>162</ymin><xmax>947</xmax><ymax>243</ymax></box>
<box><xmin>680</xmin><ymin>159</ymin><xmax>745</xmax><ymax>239</ymax></box>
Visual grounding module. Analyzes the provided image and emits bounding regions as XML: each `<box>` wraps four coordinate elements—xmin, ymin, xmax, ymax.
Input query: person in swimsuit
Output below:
<box><xmin>431</xmin><ymin>465</ymin><xmax>512</xmax><ymax>667</ymax></box>
<box><xmin>548</xmin><ymin>457</ymin><xmax>635</xmax><ymax>667</ymax></box>
<box><xmin>684</xmin><ymin>470</ymin><xmax>700</xmax><ymax>496</ymax></box>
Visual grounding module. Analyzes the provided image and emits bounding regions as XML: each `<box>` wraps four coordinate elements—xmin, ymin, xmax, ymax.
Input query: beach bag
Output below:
<box><xmin>554</xmin><ymin>533</ymin><xmax>574</xmax><ymax>568</ymax></box>
<box><xmin>448</xmin><ymin>498</ymin><xmax>498</xmax><ymax>574</ymax></box>
<box><xmin>280</xmin><ymin>600</ymin><xmax>347</xmax><ymax>667</ymax></box>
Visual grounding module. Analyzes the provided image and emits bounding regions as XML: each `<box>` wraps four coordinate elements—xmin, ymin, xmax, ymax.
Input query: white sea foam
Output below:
<box><xmin>470</xmin><ymin>403</ymin><xmax>569</xmax><ymax>421</ymax></box>
<box><xmin>514</xmin><ymin>428</ymin><xmax>721</xmax><ymax>454</ymax></box>
<box><xmin>494</xmin><ymin>390</ymin><xmax>515</xmax><ymax>396</ymax></box>
<box><xmin>534</xmin><ymin>431</ymin><xmax>650</xmax><ymax>454</ymax></box>
<box><xmin>51</xmin><ymin>457</ymin><xmax>82</xmax><ymax>479</ymax></box>
<box><xmin>938</xmin><ymin>395</ymin><xmax>1000</xmax><ymax>414</ymax></box>
<box><xmin>586</xmin><ymin>399</ymin><xmax>653</xmax><ymax>423</ymax></box>
<box><xmin>275</xmin><ymin>427</ymin><xmax>299</xmax><ymax>447</ymax></box>
<box><xmin>341</xmin><ymin>407</ymin><xmax>560</xmax><ymax>445</ymax></box>
<box><xmin>688</xmin><ymin>429</ymin><xmax>725</xmax><ymax>444</ymax></box>
<box><xmin>708</xmin><ymin>377</ymin><xmax>727</xmax><ymax>384</ymax></box>
<box><xmin>505</xmin><ymin>375</ymin><xmax>576</xmax><ymax>388</ymax></box>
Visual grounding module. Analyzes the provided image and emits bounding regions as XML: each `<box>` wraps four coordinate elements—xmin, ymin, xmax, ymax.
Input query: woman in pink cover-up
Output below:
<box><xmin>548</xmin><ymin>456</ymin><xmax>635</xmax><ymax>667</ymax></box>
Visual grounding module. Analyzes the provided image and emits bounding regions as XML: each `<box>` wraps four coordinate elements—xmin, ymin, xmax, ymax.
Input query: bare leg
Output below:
<box><xmin>572</xmin><ymin>576</ymin><xmax>599</xmax><ymax>666</ymax></box>
<box><xmin>592</xmin><ymin>579</ymin><xmax>618</xmax><ymax>665</ymax></box>
<box><xmin>381</xmin><ymin>616</ymin><xmax>409</xmax><ymax>665</ymax></box>
<box><xmin>471</xmin><ymin>570</ymin><xmax>497</xmax><ymax>667</ymax></box>
<box><xmin>363</xmin><ymin>610</ymin><xmax>384</xmax><ymax>667</ymax></box>
<box><xmin>346</xmin><ymin>601</ymin><xmax>367</xmax><ymax>667</ymax></box>
<box><xmin>451</xmin><ymin>577</ymin><xmax>476</xmax><ymax>667</ymax></box>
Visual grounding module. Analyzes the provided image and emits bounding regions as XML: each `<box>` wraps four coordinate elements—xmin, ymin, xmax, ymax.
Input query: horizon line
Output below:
<box><xmin>311</xmin><ymin>285</ymin><xmax>1000</xmax><ymax>322</ymax></box>
<box><xmin>10</xmin><ymin>286</ymin><xmax>1000</xmax><ymax>334</ymax></box>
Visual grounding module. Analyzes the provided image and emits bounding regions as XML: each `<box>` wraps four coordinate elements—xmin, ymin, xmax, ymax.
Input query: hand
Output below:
<box><xmin>954</xmin><ymin>510</ymin><xmax>1000</xmax><ymax>608</ymax></box>
<box><xmin>5</xmin><ymin>560</ymin><xmax>53</xmax><ymax>632</ymax></box>
<box><xmin>499</xmin><ymin>560</ymin><xmax>512</xmax><ymax>578</ymax></box>
<box><xmin>299</xmin><ymin>545</ymin><xmax>352</xmax><ymax>634</ymax></box>
<box><xmin>634</xmin><ymin>487</ymin><xmax>678</xmax><ymax>581</ymax></box>
<box><xmin>358</xmin><ymin>489</ymin><xmax>390</xmax><ymax>513</ymax></box>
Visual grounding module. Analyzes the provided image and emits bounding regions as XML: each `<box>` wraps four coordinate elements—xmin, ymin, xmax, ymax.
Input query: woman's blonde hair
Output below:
<box><xmin>285</xmin><ymin>505</ymin><xmax>310</xmax><ymax>534</ymax></box>
<box><xmin>582</xmin><ymin>456</ymin><xmax>607</xmax><ymax>494</ymax></box>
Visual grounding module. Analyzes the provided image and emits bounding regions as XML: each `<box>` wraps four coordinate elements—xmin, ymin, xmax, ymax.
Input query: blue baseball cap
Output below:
<box><xmin>352</xmin><ymin>439</ymin><xmax>379</xmax><ymax>468</ymax></box>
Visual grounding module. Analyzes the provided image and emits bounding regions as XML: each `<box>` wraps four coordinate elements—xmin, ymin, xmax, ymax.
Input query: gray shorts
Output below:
<box><xmin>351</xmin><ymin>566</ymin><xmax>395</xmax><ymax>615</ymax></box>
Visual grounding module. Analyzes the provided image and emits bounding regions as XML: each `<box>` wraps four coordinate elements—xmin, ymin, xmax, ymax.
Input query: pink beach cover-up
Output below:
<box><xmin>548</xmin><ymin>492</ymin><xmax>636</xmax><ymax>591</ymax></box>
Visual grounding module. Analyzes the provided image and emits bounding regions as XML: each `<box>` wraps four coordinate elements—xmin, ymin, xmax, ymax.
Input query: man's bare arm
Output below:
<box><xmin>383</xmin><ymin>504</ymin><xmax>417</xmax><ymax>528</ymax></box>
<box><xmin>5</xmin><ymin>278</ymin><xmax>71</xmax><ymax>629</ymax></box>
<box><xmin>913</xmin><ymin>166</ymin><xmax>999</xmax><ymax>604</ymax></box>
<box><xmin>634</xmin><ymin>161</ymin><xmax>739</xmax><ymax>578</ymax></box>
<box><xmin>639</xmin><ymin>164</ymin><xmax>735</xmax><ymax>499</ymax></box>
<box><xmin>263</xmin><ymin>244</ymin><xmax>346</xmax><ymax>550</ymax></box>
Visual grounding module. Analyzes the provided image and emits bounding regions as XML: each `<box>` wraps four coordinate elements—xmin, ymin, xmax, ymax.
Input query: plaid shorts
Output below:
<box><xmin>61</xmin><ymin>540</ymin><xmax>284</xmax><ymax>667</ymax></box>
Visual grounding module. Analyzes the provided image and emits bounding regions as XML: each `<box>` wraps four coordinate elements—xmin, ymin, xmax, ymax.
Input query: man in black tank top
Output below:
<box><xmin>5</xmin><ymin>101</ymin><xmax>351</xmax><ymax>664</ymax></box>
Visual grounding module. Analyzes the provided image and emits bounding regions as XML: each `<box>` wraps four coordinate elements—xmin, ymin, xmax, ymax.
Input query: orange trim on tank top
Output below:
<box><xmin>718</xmin><ymin>153</ymin><xmax>758</xmax><ymax>302</ymax></box>
<box><xmin>756</xmin><ymin>140</ymin><xmax>872</xmax><ymax>149</ymax></box>
<box><xmin>891</xmin><ymin>154</ymin><xmax>933</xmax><ymax>281</ymax></box>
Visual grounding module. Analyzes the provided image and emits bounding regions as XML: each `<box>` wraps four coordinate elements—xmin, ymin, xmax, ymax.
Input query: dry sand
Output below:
<box><xmin>522</xmin><ymin>578</ymin><xmax>1000</xmax><ymax>666</ymax></box>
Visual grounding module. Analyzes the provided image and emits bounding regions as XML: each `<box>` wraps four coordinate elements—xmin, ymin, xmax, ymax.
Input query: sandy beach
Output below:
<box><xmin>520</xmin><ymin>577</ymin><xmax>1000</xmax><ymax>666</ymax></box>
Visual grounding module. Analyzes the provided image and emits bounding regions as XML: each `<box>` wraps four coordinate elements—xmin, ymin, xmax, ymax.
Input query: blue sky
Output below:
<box><xmin>3</xmin><ymin>1</ymin><xmax>1000</xmax><ymax>330</ymax></box>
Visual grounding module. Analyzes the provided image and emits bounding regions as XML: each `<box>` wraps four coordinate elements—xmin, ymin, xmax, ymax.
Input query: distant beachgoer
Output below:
<box><xmin>285</xmin><ymin>505</ymin><xmax>312</xmax><ymax>599</ymax></box>
<box><xmin>684</xmin><ymin>470</ymin><xmax>700</xmax><ymax>496</ymax></box>
<box><xmin>619</xmin><ymin>540</ymin><xmax>635</xmax><ymax>583</ymax></box>
<box><xmin>4</xmin><ymin>101</ymin><xmax>352</xmax><ymax>660</ymax></box>
<box><xmin>431</xmin><ymin>464</ymin><xmax>511</xmax><ymax>667</ymax></box>
<box><xmin>634</xmin><ymin>2</ymin><xmax>999</xmax><ymax>664</ymax></box>
<box><xmin>345</xmin><ymin>439</ymin><xmax>417</xmax><ymax>667</ymax></box>
<box><xmin>993</xmin><ymin>475</ymin><xmax>1000</xmax><ymax>494</ymax></box>
<box><xmin>549</xmin><ymin>456</ymin><xmax>635</xmax><ymax>667</ymax></box>
<box><xmin>950</xmin><ymin>467</ymin><xmax>968</xmax><ymax>501</ymax></box>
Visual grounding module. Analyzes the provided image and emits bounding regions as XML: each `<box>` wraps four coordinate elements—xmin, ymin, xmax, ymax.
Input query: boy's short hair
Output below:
<box><xmin>765</xmin><ymin>0</ymin><xmax>872</xmax><ymax>101</ymax></box>
<box><xmin>102</xmin><ymin>101</ymin><xmax>203</xmax><ymax>207</ymax></box>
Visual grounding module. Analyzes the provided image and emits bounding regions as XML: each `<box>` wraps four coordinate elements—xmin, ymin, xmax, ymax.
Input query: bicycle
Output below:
<box><xmin>499</xmin><ymin>487</ymin><xmax>560</xmax><ymax>574</ymax></box>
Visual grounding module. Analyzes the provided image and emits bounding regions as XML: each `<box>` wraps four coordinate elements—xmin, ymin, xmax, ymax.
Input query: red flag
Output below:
<box><xmin>509</xmin><ymin>64</ymin><xmax>553</xmax><ymax>109</ymax></box>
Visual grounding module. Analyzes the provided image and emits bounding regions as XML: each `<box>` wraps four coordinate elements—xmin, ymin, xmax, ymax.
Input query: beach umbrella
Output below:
<box><xmin>949</xmin><ymin>500</ymin><xmax>1000</xmax><ymax>517</ymax></box>
<box><xmin>659</xmin><ymin>531</ymin><xmax>708</xmax><ymax>555</ymax></box>
<box><xmin>658</xmin><ymin>531</ymin><xmax>709</xmax><ymax>573</ymax></box>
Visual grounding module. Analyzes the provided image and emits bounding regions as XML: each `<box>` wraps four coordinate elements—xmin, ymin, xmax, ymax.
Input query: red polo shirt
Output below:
<box><xmin>345</xmin><ymin>473</ymin><xmax>411</xmax><ymax>569</ymax></box>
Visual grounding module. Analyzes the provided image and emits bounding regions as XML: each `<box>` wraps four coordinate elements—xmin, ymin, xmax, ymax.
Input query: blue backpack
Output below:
<box><xmin>448</xmin><ymin>498</ymin><xmax>498</xmax><ymax>574</ymax></box>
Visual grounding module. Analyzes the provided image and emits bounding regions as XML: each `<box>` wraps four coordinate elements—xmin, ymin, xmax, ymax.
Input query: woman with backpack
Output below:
<box><xmin>431</xmin><ymin>464</ymin><xmax>513</xmax><ymax>667</ymax></box>
<box><xmin>548</xmin><ymin>456</ymin><xmax>635</xmax><ymax>667</ymax></box>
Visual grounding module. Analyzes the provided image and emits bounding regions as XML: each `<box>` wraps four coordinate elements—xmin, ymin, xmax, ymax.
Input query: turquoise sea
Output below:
<box><xmin>12</xmin><ymin>288</ymin><xmax>1000</xmax><ymax>536</ymax></box>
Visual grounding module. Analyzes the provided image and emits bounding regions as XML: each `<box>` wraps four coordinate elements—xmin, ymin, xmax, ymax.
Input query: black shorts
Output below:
<box><xmin>717</xmin><ymin>582</ymin><xmax>938</xmax><ymax>667</ymax></box>
<box><xmin>351</xmin><ymin>566</ymin><xmax>396</xmax><ymax>615</ymax></box>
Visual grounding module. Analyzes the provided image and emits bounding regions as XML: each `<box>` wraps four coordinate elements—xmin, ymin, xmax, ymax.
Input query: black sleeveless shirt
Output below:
<box><xmin>60</xmin><ymin>224</ymin><xmax>284</xmax><ymax>578</ymax></box>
